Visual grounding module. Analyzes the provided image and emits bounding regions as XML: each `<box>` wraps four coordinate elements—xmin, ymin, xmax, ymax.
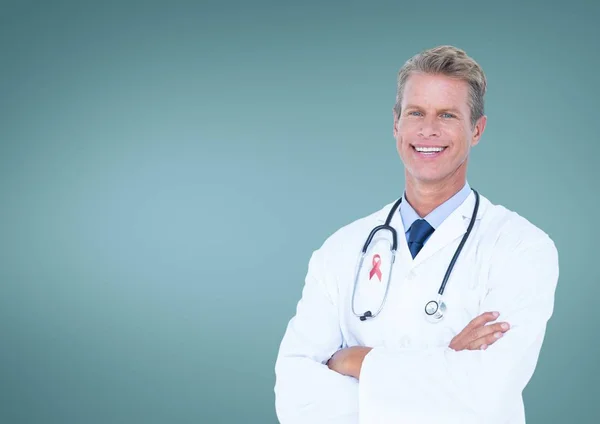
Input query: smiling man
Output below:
<box><xmin>274</xmin><ymin>45</ymin><xmax>559</xmax><ymax>423</ymax></box>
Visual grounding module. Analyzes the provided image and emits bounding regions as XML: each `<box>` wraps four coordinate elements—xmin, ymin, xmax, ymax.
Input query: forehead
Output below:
<box><xmin>402</xmin><ymin>73</ymin><xmax>470</xmax><ymax>109</ymax></box>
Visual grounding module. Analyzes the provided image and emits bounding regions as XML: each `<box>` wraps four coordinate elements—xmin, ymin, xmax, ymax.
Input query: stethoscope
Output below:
<box><xmin>351</xmin><ymin>189</ymin><xmax>480</xmax><ymax>323</ymax></box>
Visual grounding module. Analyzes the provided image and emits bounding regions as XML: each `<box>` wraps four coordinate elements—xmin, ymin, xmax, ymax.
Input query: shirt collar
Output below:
<box><xmin>400</xmin><ymin>181</ymin><xmax>472</xmax><ymax>232</ymax></box>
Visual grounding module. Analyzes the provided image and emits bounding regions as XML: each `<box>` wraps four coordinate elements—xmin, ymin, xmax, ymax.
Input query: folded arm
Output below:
<box><xmin>355</xmin><ymin>236</ymin><xmax>559</xmax><ymax>421</ymax></box>
<box><xmin>274</xmin><ymin>246</ymin><xmax>359</xmax><ymax>424</ymax></box>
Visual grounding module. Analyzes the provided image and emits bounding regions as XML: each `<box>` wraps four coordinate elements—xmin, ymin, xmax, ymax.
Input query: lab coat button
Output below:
<box><xmin>399</xmin><ymin>335</ymin><xmax>411</xmax><ymax>347</ymax></box>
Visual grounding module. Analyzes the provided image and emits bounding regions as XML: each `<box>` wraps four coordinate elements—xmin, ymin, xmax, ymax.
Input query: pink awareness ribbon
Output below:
<box><xmin>369</xmin><ymin>254</ymin><xmax>382</xmax><ymax>281</ymax></box>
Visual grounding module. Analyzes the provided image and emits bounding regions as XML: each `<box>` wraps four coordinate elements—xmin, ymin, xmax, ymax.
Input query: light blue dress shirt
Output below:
<box><xmin>400</xmin><ymin>181</ymin><xmax>472</xmax><ymax>245</ymax></box>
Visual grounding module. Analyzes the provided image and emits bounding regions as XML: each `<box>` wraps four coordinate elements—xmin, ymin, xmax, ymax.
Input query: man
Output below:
<box><xmin>274</xmin><ymin>45</ymin><xmax>559</xmax><ymax>423</ymax></box>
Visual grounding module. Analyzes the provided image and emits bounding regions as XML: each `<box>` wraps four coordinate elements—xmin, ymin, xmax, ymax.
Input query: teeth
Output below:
<box><xmin>415</xmin><ymin>146</ymin><xmax>445</xmax><ymax>153</ymax></box>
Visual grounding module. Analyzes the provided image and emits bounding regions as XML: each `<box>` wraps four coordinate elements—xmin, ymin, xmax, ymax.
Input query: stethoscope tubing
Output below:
<box><xmin>351</xmin><ymin>189</ymin><xmax>480</xmax><ymax>322</ymax></box>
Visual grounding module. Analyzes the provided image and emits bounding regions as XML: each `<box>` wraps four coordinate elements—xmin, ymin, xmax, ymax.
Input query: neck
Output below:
<box><xmin>404</xmin><ymin>172</ymin><xmax>466</xmax><ymax>218</ymax></box>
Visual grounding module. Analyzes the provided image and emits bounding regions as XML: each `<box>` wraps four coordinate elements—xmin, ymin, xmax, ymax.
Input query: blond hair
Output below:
<box><xmin>393</xmin><ymin>45</ymin><xmax>487</xmax><ymax>127</ymax></box>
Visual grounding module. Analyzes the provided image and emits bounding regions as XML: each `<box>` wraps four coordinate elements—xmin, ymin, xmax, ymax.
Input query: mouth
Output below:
<box><xmin>411</xmin><ymin>145</ymin><xmax>447</xmax><ymax>159</ymax></box>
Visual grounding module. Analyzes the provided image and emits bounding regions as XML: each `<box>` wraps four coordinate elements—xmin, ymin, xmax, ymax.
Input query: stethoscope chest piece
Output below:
<box><xmin>424</xmin><ymin>299</ymin><xmax>446</xmax><ymax>323</ymax></box>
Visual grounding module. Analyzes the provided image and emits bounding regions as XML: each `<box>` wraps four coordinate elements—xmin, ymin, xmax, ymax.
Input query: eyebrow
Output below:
<box><xmin>403</xmin><ymin>104</ymin><xmax>463</xmax><ymax>115</ymax></box>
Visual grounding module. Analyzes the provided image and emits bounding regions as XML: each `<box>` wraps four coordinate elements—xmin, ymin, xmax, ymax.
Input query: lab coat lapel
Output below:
<box><xmin>375</xmin><ymin>200</ymin><xmax>413</xmax><ymax>272</ymax></box>
<box><xmin>410</xmin><ymin>192</ymin><xmax>482</xmax><ymax>269</ymax></box>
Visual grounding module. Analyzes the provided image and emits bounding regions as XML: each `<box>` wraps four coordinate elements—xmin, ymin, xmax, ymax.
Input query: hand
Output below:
<box><xmin>326</xmin><ymin>346</ymin><xmax>372</xmax><ymax>379</ymax></box>
<box><xmin>449</xmin><ymin>311</ymin><xmax>511</xmax><ymax>351</ymax></box>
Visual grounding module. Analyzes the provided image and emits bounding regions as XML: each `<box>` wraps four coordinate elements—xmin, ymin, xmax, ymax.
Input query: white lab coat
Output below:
<box><xmin>274</xmin><ymin>191</ymin><xmax>559</xmax><ymax>424</ymax></box>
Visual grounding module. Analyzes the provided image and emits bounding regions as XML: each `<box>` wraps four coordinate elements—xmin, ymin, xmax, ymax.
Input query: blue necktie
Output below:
<box><xmin>408</xmin><ymin>219</ymin><xmax>435</xmax><ymax>258</ymax></box>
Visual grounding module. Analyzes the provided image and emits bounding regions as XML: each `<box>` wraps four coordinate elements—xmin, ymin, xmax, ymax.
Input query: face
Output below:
<box><xmin>393</xmin><ymin>73</ymin><xmax>486</xmax><ymax>187</ymax></box>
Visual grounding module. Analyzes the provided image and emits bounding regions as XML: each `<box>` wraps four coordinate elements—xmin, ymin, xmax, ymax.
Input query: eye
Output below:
<box><xmin>408</xmin><ymin>111</ymin><xmax>422</xmax><ymax>117</ymax></box>
<box><xmin>441</xmin><ymin>112</ymin><xmax>455</xmax><ymax>119</ymax></box>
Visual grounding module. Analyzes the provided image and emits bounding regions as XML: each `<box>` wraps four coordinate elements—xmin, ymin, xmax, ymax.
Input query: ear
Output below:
<box><xmin>393</xmin><ymin>109</ymin><xmax>399</xmax><ymax>138</ymax></box>
<box><xmin>470</xmin><ymin>115</ymin><xmax>487</xmax><ymax>147</ymax></box>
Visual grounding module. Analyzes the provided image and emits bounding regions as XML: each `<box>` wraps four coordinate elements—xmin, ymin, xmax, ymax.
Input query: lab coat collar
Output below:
<box><xmin>376</xmin><ymin>190</ymin><xmax>486</xmax><ymax>268</ymax></box>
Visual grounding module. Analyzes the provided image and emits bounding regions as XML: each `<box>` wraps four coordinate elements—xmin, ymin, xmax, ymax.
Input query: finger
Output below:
<box><xmin>468</xmin><ymin>333</ymin><xmax>501</xmax><ymax>351</ymax></box>
<box><xmin>466</xmin><ymin>322</ymin><xmax>510</xmax><ymax>350</ymax></box>
<box><xmin>448</xmin><ymin>336</ymin><xmax>462</xmax><ymax>351</ymax></box>
<box><xmin>467</xmin><ymin>326</ymin><xmax>510</xmax><ymax>350</ymax></box>
<box><xmin>452</xmin><ymin>312</ymin><xmax>501</xmax><ymax>346</ymax></box>
<box><xmin>471</xmin><ymin>321</ymin><xmax>510</xmax><ymax>341</ymax></box>
<box><xmin>466</xmin><ymin>311</ymin><xmax>501</xmax><ymax>332</ymax></box>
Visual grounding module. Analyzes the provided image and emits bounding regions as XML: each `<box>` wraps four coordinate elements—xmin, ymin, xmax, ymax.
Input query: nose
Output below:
<box><xmin>418</xmin><ymin>116</ymin><xmax>441</xmax><ymax>138</ymax></box>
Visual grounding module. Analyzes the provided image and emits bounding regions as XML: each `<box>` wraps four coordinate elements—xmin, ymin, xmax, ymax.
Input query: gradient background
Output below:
<box><xmin>1</xmin><ymin>1</ymin><xmax>598</xmax><ymax>423</ymax></box>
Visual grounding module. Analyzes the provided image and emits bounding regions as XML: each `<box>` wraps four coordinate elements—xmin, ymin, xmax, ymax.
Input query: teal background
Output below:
<box><xmin>1</xmin><ymin>1</ymin><xmax>598</xmax><ymax>423</ymax></box>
